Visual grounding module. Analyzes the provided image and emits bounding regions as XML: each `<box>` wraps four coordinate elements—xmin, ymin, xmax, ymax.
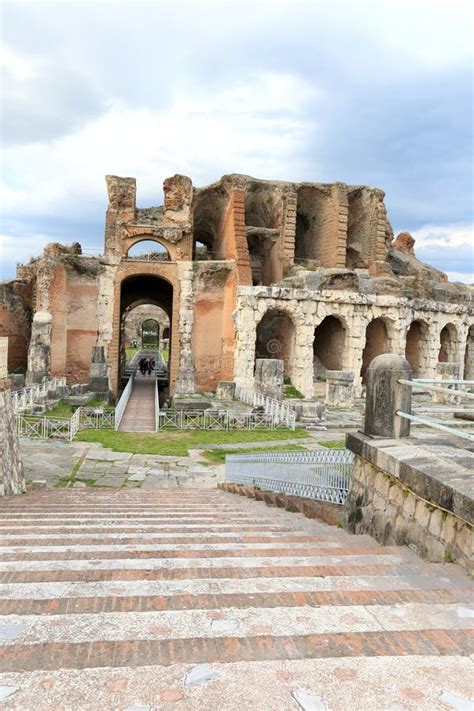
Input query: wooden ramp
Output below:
<box><xmin>118</xmin><ymin>374</ymin><xmax>156</xmax><ymax>432</ymax></box>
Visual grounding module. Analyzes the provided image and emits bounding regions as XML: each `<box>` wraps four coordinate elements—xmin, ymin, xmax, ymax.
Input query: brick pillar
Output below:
<box><xmin>104</xmin><ymin>176</ymin><xmax>136</xmax><ymax>258</ymax></box>
<box><xmin>280</xmin><ymin>187</ymin><xmax>297</xmax><ymax>268</ymax></box>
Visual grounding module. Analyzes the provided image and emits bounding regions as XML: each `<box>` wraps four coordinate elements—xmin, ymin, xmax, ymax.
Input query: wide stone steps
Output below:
<box><xmin>0</xmin><ymin>489</ymin><xmax>472</xmax><ymax>710</ymax></box>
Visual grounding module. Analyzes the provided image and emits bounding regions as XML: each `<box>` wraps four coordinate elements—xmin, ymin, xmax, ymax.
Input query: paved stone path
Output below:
<box><xmin>0</xmin><ymin>488</ymin><xmax>472</xmax><ymax>709</ymax></box>
<box><xmin>19</xmin><ymin>440</ymin><xmax>221</xmax><ymax>489</ymax></box>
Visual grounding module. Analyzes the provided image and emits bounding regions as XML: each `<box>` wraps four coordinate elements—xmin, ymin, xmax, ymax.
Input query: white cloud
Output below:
<box><xmin>0</xmin><ymin>233</ymin><xmax>52</xmax><ymax>277</ymax></box>
<box><xmin>445</xmin><ymin>272</ymin><xmax>474</xmax><ymax>285</ymax></box>
<box><xmin>0</xmin><ymin>46</ymin><xmax>37</xmax><ymax>81</ymax></box>
<box><xmin>411</xmin><ymin>223</ymin><xmax>474</xmax><ymax>250</ymax></box>
<box><xmin>1</xmin><ymin>71</ymin><xmax>318</xmax><ymax>218</ymax></box>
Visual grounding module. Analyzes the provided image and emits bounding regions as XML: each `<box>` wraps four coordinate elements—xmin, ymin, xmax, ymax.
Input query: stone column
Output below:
<box><xmin>255</xmin><ymin>359</ymin><xmax>284</xmax><ymax>400</ymax></box>
<box><xmin>88</xmin><ymin>346</ymin><xmax>108</xmax><ymax>392</ymax></box>
<box><xmin>291</xmin><ymin>321</ymin><xmax>314</xmax><ymax>399</ymax></box>
<box><xmin>174</xmin><ymin>262</ymin><xmax>196</xmax><ymax>395</ymax></box>
<box><xmin>0</xmin><ymin>340</ymin><xmax>25</xmax><ymax>496</ymax></box>
<box><xmin>364</xmin><ymin>354</ymin><xmax>412</xmax><ymax>438</ymax></box>
<box><xmin>233</xmin><ymin>300</ymin><xmax>257</xmax><ymax>388</ymax></box>
<box><xmin>325</xmin><ymin>371</ymin><xmax>354</xmax><ymax>407</ymax></box>
<box><xmin>26</xmin><ymin>311</ymin><xmax>52</xmax><ymax>385</ymax></box>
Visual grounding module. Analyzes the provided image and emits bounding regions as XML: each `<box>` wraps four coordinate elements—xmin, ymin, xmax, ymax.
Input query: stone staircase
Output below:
<box><xmin>0</xmin><ymin>488</ymin><xmax>472</xmax><ymax>709</ymax></box>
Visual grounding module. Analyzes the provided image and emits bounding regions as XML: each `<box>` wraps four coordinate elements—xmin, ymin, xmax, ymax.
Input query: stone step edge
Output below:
<box><xmin>1</xmin><ymin>629</ymin><xmax>471</xmax><ymax>673</ymax></box>
<box><xmin>218</xmin><ymin>483</ymin><xmax>343</xmax><ymax>527</ymax></box>
<box><xmin>0</xmin><ymin>587</ymin><xmax>467</xmax><ymax>616</ymax></box>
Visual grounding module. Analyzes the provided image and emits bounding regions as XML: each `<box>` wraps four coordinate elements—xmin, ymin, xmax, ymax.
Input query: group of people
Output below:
<box><xmin>139</xmin><ymin>357</ymin><xmax>155</xmax><ymax>376</ymax></box>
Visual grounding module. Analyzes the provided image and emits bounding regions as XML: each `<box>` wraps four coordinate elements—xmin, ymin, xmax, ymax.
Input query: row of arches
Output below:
<box><xmin>255</xmin><ymin>311</ymin><xmax>474</xmax><ymax>385</ymax></box>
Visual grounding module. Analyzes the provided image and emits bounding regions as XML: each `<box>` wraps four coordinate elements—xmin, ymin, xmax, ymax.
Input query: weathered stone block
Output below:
<box><xmin>364</xmin><ymin>354</ymin><xmax>411</xmax><ymax>438</ymax></box>
<box><xmin>216</xmin><ymin>381</ymin><xmax>236</xmax><ymax>400</ymax></box>
<box><xmin>255</xmin><ymin>359</ymin><xmax>284</xmax><ymax>400</ymax></box>
<box><xmin>325</xmin><ymin>370</ymin><xmax>354</xmax><ymax>407</ymax></box>
<box><xmin>0</xmin><ymin>384</ymin><xmax>25</xmax><ymax>496</ymax></box>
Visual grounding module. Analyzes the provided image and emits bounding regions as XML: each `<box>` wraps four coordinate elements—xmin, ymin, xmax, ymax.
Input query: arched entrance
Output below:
<box><xmin>126</xmin><ymin>240</ymin><xmax>170</xmax><ymax>261</ymax></box>
<box><xmin>405</xmin><ymin>320</ymin><xmax>429</xmax><ymax>377</ymax></box>
<box><xmin>361</xmin><ymin>318</ymin><xmax>393</xmax><ymax>383</ymax></box>
<box><xmin>313</xmin><ymin>316</ymin><xmax>346</xmax><ymax>380</ymax></box>
<box><xmin>255</xmin><ymin>310</ymin><xmax>296</xmax><ymax>382</ymax></box>
<box><xmin>119</xmin><ymin>274</ymin><xmax>173</xmax><ymax>401</ymax></box>
<box><xmin>438</xmin><ymin>323</ymin><xmax>458</xmax><ymax>363</ymax></box>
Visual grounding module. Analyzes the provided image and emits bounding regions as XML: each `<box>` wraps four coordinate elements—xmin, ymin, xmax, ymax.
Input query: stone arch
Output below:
<box><xmin>115</xmin><ymin>272</ymin><xmax>176</xmax><ymax>398</ymax></box>
<box><xmin>361</xmin><ymin>317</ymin><xmax>396</xmax><ymax>383</ymax></box>
<box><xmin>126</xmin><ymin>239</ymin><xmax>170</xmax><ymax>261</ymax></box>
<box><xmin>255</xmin><ymin>309</ymin><xmax>296</xmax><ymax>383</ymax></box>
<box><xmin>464</xmin><ymin>324</ymin><xmax>474</xmax><ymax>380</ymax></box>
<box><xmin>313</xmin><ymin>315</ymin><xmax>347</xmax><ymax>380</ymax></box>
<box><xmin>405</xmin><ymin>319</ymin><xmax>429</xmax><ymax>377</ymax></box>
<box><xmin>438</xmin><ymin>322</ymin><xmax>458</xmax><ymax>363</ymax></box>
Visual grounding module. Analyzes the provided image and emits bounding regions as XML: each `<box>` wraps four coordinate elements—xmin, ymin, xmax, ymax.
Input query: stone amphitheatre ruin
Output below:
<box><xmin>1</xmin><ymin>172</ymin><xmax>473</xmax><ymax>404</ymax></box>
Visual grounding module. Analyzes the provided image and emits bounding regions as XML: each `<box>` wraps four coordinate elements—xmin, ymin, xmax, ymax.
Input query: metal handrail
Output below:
<box><xmin>234</xmin><ymin>384</ymin><xmax>296</xmax><ymax>429</ymax></box>
<box><xmin>11</xmin><ymin>377</ymin><xmax>67</xmax><ymax>412</ymax></box>
<box><xmin>397</xmin><ymin>377</ymin><xmax>474</xmax><ymax>442</ymax></box>
<box><xmin>398</xmin><ymin>379</ymin><xmax>474</xmax><ymax>400</ymax></box>
<box><xmin>154</xmin><ymin>375</ymin><xmax>160</xmax><ymax>432</ymax></box>
<box><xmin>114</xmin><ymin>368</ymin><xmax>136</xmax><ymax>430</ymax></box>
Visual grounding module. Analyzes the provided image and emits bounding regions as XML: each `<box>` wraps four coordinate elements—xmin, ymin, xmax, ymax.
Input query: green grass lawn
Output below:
<box><xmin>283</xmin><ymin>385</ymin><xmax>304</xmax><ymax>399</ymax></box>
<box><xmin>320</xmin><ymin>439</ymin><xmax>346</xmax><ymax>448</ymax></box>
<box><xmin>126</xmin><ymin>347</ymin><xmax>139</xmax><ymax>361</ymax></box>
<box><xmin>201</xmin><ymin>443</ymin><xmax>306</xmax><ymax>466</ymax></box>
<box><xmin>44</xmin><ymin>398</ymin><xmax>110</xmax><ymax>418</ymax></box>
<box><xmin>76</xmin><ymin>427</ymin><xmax>309</xmax><ymax>456</ymax></box>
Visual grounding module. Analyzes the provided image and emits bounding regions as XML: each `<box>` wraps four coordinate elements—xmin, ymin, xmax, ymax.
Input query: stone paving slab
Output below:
<box><xmin>0</xmin><ymin>656</ymin><xmax>473</xmax><ymax>710</ymax></box>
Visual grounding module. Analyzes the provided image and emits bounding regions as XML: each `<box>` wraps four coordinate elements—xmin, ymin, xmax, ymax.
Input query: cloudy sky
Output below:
<box><xmin>1</xmin><ymin>0</ymin><xmax>473</xmax><ymax>282</ymax></box>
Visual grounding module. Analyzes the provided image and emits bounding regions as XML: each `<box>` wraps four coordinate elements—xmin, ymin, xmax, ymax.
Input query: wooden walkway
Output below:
<box><xmin>118</xmin><ymin>374</ymin><xmax>156</xmax><ymax>432</ymax></box>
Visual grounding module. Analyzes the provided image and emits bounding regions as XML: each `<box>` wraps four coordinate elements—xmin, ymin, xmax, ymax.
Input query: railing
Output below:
<box><xmin>157</xmin><ymin>409</ymin><xmax>287</xmax><ymax>431</ymax></box>
<box><xmin>79</xmin><ymin>407</ymin><xmax>116</xmax><ymax>430</ymax></box>
<box><xmin>114</xmin><ymin>369</ymin><xmax>136</xmax><ymax>430</ymax></box>
<box><xmin>11</xmin><ymin>377</ymin><xmax>67</xmax><ymax>413</ymax></box>
<box><xmin>16</xmin><ymin>405</ymin><xmax>116</xmax><ymax>442</ymax></box>
<box><xmin>124</xmin><ymin>252</ymin><xmax>170</xmax><ymax>262</ymax></box>
<box><xmin>16</xmin><ymin>415</ymin><xmax>73</xmax><ymax>442</ymax></box>
<box><xmin>225</xmin><ymin>448</ymin><xmax>354</xmax><ymax>504</ymax></box>
<box><xmin>154</xmin><ymin>377</ymin><xmax>160</xmax><ymax>432</ymax></box>
<box><xmin>234</xmin><ymin>384</ymin><xmax>296</xmax><ymax>430</ymax></box>
<box><xmin>398</xmin><ymin>378</ymin><xmax>474</xmax><ymax>443</ymax></box>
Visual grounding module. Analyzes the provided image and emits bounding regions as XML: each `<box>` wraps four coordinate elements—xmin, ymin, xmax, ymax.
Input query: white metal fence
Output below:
<box><xmin>114</xmin><ymin>370</ymin><xmax>136</xmax><ymax>430</ymax></box>
<box><xmin>234</xmin><ymin>384</ymin><xmax>296</xmax><ymax>430</ymax></box>
<box><xmin>16</xmin><ymin>406</ymin><xmax>115</xmax><ymax>442</ymax></box>
<box><xmin>225</xmin><ymin>448</ymin><xmax>354</xmax><ymax>504</ymax></box>
<box><xmin>398</xmin><ymin>378</ymin><xmax>474</xmax><ymax>443</ymax></box>
<box><xmin>11</xmin><ymin>378</ymin><xmax>67</xmax><ymax>413</ymax></box>
<box><xmin>157</xmin><ymin>409</ymin><xmax>288</xmax><ymax>431</ymax></box>
<box><xmin>154</xmin><ymin>377</ymin><xmax>160</xmax><ymax>431</ymax></box>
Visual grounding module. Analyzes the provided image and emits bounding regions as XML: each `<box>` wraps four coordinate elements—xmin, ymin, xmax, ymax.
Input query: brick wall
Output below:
<box><xmin>0</xmin><ymin>281</ymin><xmax>32</xmax><ymax>372</ymax></box>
